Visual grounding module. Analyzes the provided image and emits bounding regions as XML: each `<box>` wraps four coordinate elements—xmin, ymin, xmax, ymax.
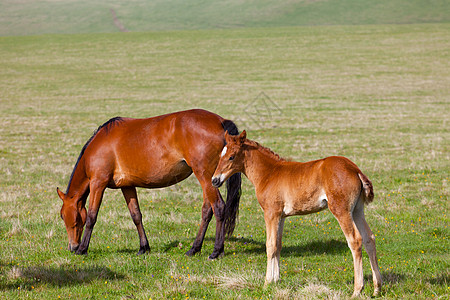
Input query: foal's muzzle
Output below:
<box><xmin>211</xmin><ymin>176</ymin><xmax>223</xmax><ymax>188</ymax></box>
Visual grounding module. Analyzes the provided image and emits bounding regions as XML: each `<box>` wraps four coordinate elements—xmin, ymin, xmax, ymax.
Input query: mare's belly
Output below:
<box><xmin>111</xmin><ymin>160</ymin><xmax>193</xmax><ymax>188</ymax></box>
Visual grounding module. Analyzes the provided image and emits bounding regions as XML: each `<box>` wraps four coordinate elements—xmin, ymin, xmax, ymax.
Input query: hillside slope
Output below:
<box><xmin>1</xmin><ymin>0</ymin><xmax>449</xmax><ymax>36</ymax></box>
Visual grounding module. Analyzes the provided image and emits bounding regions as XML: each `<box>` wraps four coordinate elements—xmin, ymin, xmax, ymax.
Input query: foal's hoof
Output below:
<box><xmin>373</xmin><ymin>287</ymin><xmax>381</xmax><ymax>297</ymax></box>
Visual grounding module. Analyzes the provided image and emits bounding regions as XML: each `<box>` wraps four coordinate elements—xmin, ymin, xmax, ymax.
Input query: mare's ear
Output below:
<box><xmin>56</xmin><ymin>187</ymin><xmax>65</xmax><ymax>201</ymax></box>
<box><xmin>239</xmin><ymin>130</ymin><xmax>247</xmax><ymax>144</ymax></box>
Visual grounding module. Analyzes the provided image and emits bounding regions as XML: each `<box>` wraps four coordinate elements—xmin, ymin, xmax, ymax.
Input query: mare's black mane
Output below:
<box><xmin>65</xmin><ymin>117</ymin><xmax>123</xmax><ymax>193</ymax></box>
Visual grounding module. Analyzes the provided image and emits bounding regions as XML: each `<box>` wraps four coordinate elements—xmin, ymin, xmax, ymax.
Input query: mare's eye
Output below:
<box><xmin>229</xmin><ymin>156</ymin><xmax>234</xmax><ymax>161</ymax></box>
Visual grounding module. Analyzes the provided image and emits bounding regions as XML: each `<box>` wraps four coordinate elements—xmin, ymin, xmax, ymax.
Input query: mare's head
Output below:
<box><xmin>57</xmin><ymin>187</ymin><xmax>87</xmax><ymax>252</ymax></box>
<box><xmin>212</xmin><ymin>130</ymin><xmax>247</xmax><ymax>188</ymax></box>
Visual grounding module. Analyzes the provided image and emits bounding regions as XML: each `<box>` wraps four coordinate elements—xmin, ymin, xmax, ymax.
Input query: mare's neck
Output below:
<box><xmin>242</xmin><ymin>143</ymin><xmax>281</xmax><ymax>189</ymax></box>
<box><xmin>65</xmin><ymin>158</ymin><xmax>88</xmax><ymax>206</ymax></box>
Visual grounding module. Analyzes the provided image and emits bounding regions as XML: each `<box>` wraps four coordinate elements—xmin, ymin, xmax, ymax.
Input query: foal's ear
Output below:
<box><xmin>239</xmin><ymin>130</ymin><xmax>247</xmax><ymax>144</ymax></box>
<box><xmin>56</xmin><ymin>187</ymin><xmax>65</xmax><ymax>201</ymax></box>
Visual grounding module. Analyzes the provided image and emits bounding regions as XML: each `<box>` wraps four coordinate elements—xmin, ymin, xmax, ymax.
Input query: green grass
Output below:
<box><xmin>1</xmin><ymin>0</ymin><xmax>449</xmax><ymax>36</ymax></box>
<box><xmin>1</xmin><ymin>24</ymin><xmax>449</xmax><ymax>298</ymax></box>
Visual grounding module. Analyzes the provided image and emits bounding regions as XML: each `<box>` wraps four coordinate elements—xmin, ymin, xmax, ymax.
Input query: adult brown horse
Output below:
<box><xmin>56</xmin><ymin>109</ymin><xmax>241</xmax><ymax>260</ymax></box>
<box><xmin>212</xmin><ymin>131</ymin><xmax>382</xmax><ymax>297</ymax></box>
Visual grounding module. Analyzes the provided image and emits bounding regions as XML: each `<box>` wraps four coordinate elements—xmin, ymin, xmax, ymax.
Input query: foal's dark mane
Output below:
<box><xmin>65</xmin><ymin>117</ymin><xmax>123</xmax><ymax>193</ymax></box>
<box><xmin>245</xmin><ymin>139</ymin><xmax>286</xmax><ymax>162</ymax></box>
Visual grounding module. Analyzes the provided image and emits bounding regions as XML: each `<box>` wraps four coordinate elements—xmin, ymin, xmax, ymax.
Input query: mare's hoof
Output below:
<box><xmin>208</xmin><ymin>251</ymin><xmax>224</xmax><ymax>261</ymax></box>
<box><xmin>74</xmin><ymin>248</ymin><xmax>88</xmax><ymax>255</ymax></box>
<box><xmin>137</xmin><ymin>245</ymin><xmax>150</xmax><ymax>255</ymax></box>
<box><xmin>185</xmin><ymin>247</ymin><xmax>200</xmax><ymax>257</ymax></box>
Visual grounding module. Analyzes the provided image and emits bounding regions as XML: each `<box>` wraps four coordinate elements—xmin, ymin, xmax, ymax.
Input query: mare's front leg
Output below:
<box><xmin>185</xmin><ymin>200</ymin><xmax>213</xmax><ymax>256</ymax></box>
<box><xmin>264</xmin><ymin>211</ymin><xmax>285</xmax><ymax>285</ymax></box>
<box><xmin>208</xmin><ymin>187</ymin><xmax>226</xmax><ymax>260</ymax></box>
<box><xmin>122</xmin><ymin>187</ymin><xmax>150</xmax><ymax>255</ymax></box>
<box><xmin>189</xmin><ymin>170</ymin><xmax>226</xmax><ymax>260</ymax></box>
<box><xmin>75</xmin><ymin>180</ymin><xmax>106</xmax><ymax>255</ymax></box>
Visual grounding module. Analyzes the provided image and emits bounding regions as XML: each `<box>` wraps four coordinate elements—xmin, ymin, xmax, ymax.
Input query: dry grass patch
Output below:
<box><xmin>274</xmin><ymin>282</ymin><xmax>346</xmax><ymax>300</ymax></box>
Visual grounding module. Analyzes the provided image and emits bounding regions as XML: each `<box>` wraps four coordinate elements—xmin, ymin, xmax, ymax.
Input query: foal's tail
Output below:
<box><xmin>358</xmin><ymin>172</ymin><xmax>374</xmax><ymax>204</ymax></box>
<box><xmin>222</xmin><ymin>120</ymin><xmax>242</xmax><ymax>237</ymax></box>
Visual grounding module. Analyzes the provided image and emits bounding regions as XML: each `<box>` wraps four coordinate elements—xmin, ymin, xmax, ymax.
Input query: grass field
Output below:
<box><xmin>0</xmin><ymin>21</ymin><xmax>449</xmax><ymax>300</ymax></box>
<box><xmin>1</xmin><ymin>0</ymin><xmax>450</xmax><ymax>36</ymax></box>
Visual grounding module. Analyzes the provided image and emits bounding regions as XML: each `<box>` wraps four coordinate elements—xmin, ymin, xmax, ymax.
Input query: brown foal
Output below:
<box><xmin>212</xmin><ymin>131</ymin><xmax>382</xmax><ymax>297</ymax></box>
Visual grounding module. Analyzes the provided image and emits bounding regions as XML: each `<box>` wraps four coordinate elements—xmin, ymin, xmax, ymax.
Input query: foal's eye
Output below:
<box><xmin>229</xmin><ymin>156</ymin><xmax>234</xmax><ymax>161</ymax></box>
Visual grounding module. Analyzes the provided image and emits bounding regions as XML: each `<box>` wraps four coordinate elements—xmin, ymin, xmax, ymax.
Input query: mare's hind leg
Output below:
<box><xmin>353</xmin><ymin>199</ymin><xmax>382</xmax><ymax>296</ymax></box>
<box><xmin>331</xmin><ymin>207</ymin><xmax>364</xmax><ymax>297</ymax></box>
<box><xmin>76</xmin><ymin>180</ymin><xmax>107</xmax><ymax>255</ymax></box>
<box><xmin>122</xmin><ymin>187</ymin><xmax>150</xmax><ymax>255</ymax></box>
<box><xmin>185</xmin><ymin>200</ymin><xmax>213</xmax><ymax>256</ymax></box>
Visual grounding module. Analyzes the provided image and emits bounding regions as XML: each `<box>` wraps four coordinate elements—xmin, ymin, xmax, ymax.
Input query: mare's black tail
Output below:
<box><xmin>221</xmin><ymin>120</ymin><xmax>242</xmax><ymax>237</ymax></box>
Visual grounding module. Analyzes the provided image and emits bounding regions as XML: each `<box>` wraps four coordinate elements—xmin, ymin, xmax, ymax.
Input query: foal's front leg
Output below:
<box><xmin>264</xmin><ymin>212</ymin><xmax>285</xmax><ymax>285</ymax></box>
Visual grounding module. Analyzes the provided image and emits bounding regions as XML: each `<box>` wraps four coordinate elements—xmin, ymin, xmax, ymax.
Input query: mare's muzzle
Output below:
<box><xmin>68</xmin><ymin>243</ymin><xmax>80</xmax><ymax>253</ymax></box>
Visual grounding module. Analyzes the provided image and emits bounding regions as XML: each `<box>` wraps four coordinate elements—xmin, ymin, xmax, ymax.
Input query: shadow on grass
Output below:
<box><xmin>117</xmin><ymin>248</ymin><xmax>140</xmax><ymax>255</ymax></box>
<box><xmin>113</xmin><ymin>237</ymin><xmax>349</xmax><ymax>258</ymax></box>
<box><xmin>381</xmin><ymin>271</ymin><xmax>406</xmax><ymax>285</ymax></box>
<box><xmin>233</xmin><ymin>238</ymin><xmax>348</xmax><ymax>257</ymax></box>
<box><xmin>427</xmin><ymin>273</ymin><xmax>449</xmax><ymax>286</ymax></box>
<box><xmin>116</xmin><ymin>240</ymin><xmax>182</xmax><ymax>255</ymax></box>
<box><xmin>0</xmin><ymin>265</ymin><xmax>125</xmax><ymax>291</ymax></box>
<box><xmin>200</xmin><ymin>236</ymin><xmax>348</xmax><ymax>257</ymax></box>
<box><xmin>282</xmin><ymin>239</ymin><xmax>349</xmax><ymax>257</ymax></box>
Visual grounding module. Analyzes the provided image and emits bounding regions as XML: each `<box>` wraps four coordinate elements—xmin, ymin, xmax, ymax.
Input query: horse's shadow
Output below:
<box><xmin>0</xmin><ymin>264</ymin><xmax>125</xmax><ymax>290</ymax></box>
<box><xmin>225</xmin><ymin>236</ymin><xmax>349</xmax><ymax>257</ymax></box>
<box><xmin>116</xmin><ymin>237</ymin><xmax>348</xmax><ymax>258</ymax></box>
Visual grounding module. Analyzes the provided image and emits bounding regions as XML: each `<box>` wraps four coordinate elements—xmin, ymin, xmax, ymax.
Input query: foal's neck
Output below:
<box><xmin>242</xmin><ymin>142</ymin><xmax>282</xmax><ymax>188</ymax></box>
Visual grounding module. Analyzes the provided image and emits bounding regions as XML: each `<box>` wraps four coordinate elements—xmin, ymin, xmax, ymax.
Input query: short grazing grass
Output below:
<box><xmin>0</xmin><ymin>24</ymin><xmax>449</xmax><ymax>299</ymax></box>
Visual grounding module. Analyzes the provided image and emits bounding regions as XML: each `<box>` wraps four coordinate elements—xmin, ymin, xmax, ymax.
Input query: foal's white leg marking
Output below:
<box><xmin>220</xmin><ymin>146</ymin><xmax>227</xmax><ymax>157</ymax></box>
<box><xmin>266</xmin><ymin>255</ymin><xmax>280</xmax><ymax>283</ymax></box>
<box><xmin>353</xmin><ymin>198</ymin><xmax>382</xmax><ymax>295</ymax></box>
<box><xmin>265</xmin><ymin>217</ymin><xmax>284</xmax><ymax>285</ymax></box>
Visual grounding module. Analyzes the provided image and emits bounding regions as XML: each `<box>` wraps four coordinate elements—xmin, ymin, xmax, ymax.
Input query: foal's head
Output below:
<box><xmin>212</xmin><ymin>130</ymin><xmax>247</xmax><ymax>188</ymax></box>
<box><xmin>57</xmin><ymin>188</ymin><xmax>87</xmax><ymax>252</ymax></box>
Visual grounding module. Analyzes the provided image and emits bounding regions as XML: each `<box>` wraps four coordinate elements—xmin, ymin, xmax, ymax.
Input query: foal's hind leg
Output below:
<box><xmin>353</xmin><ymin>199</ymin><xmax>382</xmax><ymax>296</ymax></box>
<box><xmin>331</xmin><ymin>208</ymin><xmax>364</xmax><ymax>297</ymax></box>
<box><xmin>122</xmin><ymin>187</ymin><xmax>150</xmax><ymax>255</ymax></box>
